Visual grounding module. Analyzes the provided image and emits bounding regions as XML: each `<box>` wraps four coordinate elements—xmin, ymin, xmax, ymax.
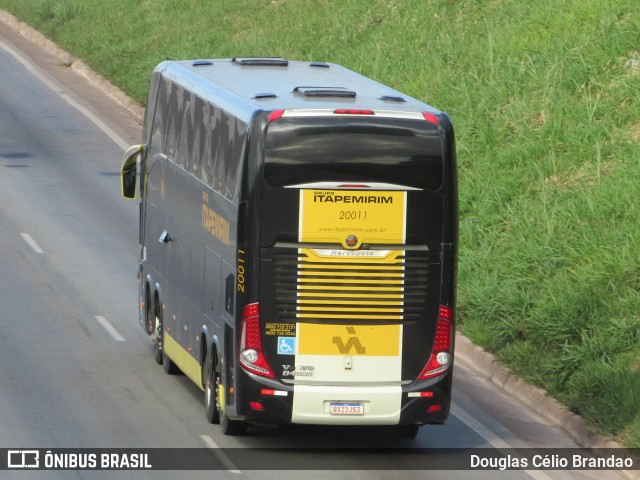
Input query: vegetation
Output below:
<box><xmin>1</xmin><ymin>0</ymin><xmax>638</xmax><ymax>446</ymax></box>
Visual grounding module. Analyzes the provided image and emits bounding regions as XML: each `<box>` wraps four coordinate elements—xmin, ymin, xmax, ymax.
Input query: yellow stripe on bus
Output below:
<box><xmin>298</xmin><ymin>271</ymin><xmax>404</xmax><ymax>278</ymax></box>
<box><xmin>297</xmin><ymin>313</ymin><xmax>402</xmax><ymax>320</ymax></box>
<box><xmin>298</xmin><ymin>299</ymin><xmax>403</xmax><ymax>306</ymax></box>
<box><xmin>163</xmin><ymin>332</ymin><xmax>204</xmax><ymax>390</ymax></box>
<box><xmin>297</xmin><ymin>306</ymin><xmax>403</xmax><ymax>313</ymax></box>
<box><xmin>300</xmin><ymin>264</ymin><xmax>404</xmax><ymax>271</ymax></box>
<box><xmin>297</xmin><ymin>285</ymin><xmax>404</xmax><ymax>292</ymax></box>
<box><xmin>298</xmin><ymin>287</ymin><xmax>403</xmax><ymax>301</ymax></box>
<box><xmin>298</xmin><ymin>278</ymin><xmax>404</xmax><ymax>285</ymax></box>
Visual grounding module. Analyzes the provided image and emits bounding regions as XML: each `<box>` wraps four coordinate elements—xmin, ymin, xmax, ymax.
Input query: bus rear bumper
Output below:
<box><xmin>291</xmin><ymin>385</ymin><xmax>402</xmax><ymax>425</ymax></box>
<box><xmin>238</xmin><ymin>372</ymin><xmax>452</xmax><ymax>427</ymax></box>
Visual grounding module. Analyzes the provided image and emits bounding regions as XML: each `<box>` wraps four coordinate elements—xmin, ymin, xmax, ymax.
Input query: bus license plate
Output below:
<box><xmin>330</xmin><ymin>403</ymin><xmax>364</xmax><ymax>415</ymax></box>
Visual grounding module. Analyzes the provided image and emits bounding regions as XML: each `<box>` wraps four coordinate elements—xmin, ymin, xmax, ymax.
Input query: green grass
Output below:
<box><xmin>2</xmin><ymin>0</ymin><xmax>639</xmax><ymax>446</ymax></box>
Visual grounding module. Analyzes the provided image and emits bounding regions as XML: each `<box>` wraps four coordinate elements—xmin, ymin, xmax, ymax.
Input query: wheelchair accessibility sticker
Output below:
<box><xmin>278</xmin><ymin>337</ymin><xmax>295</xmax><ymax>355</ymax></box>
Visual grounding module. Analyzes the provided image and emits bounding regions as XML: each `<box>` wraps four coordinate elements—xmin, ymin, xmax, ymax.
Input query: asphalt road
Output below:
<box><xmin>0</xmin><ymin>20</ymin><xmax>627</xmax><ymax>480</ymax></box>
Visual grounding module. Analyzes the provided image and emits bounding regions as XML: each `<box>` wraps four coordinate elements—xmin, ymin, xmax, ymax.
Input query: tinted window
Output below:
<box><xmin>153</xmin><ymin>78</ymin><xmax>247</xmax><ymax>203</ymax></box>
<box><xmin>264</xmin><ymin>117</ymin><xmax>442</xmax><ymax>190</ymax></box>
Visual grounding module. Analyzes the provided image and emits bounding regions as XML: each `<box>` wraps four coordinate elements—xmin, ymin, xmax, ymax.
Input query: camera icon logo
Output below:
<box><xmin>7</xmin><ymin>450</ymin><xmax>40</xmax><ymax>469</ymax></box>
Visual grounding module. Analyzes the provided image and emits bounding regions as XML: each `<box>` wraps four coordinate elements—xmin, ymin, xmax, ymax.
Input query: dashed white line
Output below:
<box><xmin>94</xmin><ymin>316</ymin><xmax>125</xmax><ymax>342</ymax></box>
<box><xmin>199</xmin><ymin>435</ymin><xmax>242</xmax><ymax>474</ymax></box>
<box><xmin>453</xmin><ymin>403</ymin><xmax>555</xmax><ymax>480</ymax></box>
<box><xmin>20</xmin><ymin>233</ymin><xmax>44</xmax><ymax>254</ymax></box>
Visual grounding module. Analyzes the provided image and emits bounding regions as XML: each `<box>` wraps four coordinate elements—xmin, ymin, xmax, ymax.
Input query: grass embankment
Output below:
<box><xmin>2</xmin><ymin>0</ymin><xmax>638</xmax><ymax>446</ymax></box>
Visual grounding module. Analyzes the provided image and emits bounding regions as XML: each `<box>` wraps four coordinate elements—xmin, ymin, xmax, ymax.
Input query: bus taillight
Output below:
<box><xmin>417</xmin><ymin>306</ymin><xmax>453</xmax><ymax>380</ymax></box>
<box><xmin>422</xmin><ymin>112</ymin><xmax>439</xmax><ymax>125</ymax></box>
<box><xmin>268</xmin><ymin>110</ymin><xmax>285</xmax><ymax>122</ymax></box>
<box><xmin>334</xmin><ymin>109</ymin><xmax>375</xmax><ymax>115</ymax></box>
<box><xmin>239</xmin><ymin>303</ymin><xmax>276</xmax><ymax>378</ymax></box>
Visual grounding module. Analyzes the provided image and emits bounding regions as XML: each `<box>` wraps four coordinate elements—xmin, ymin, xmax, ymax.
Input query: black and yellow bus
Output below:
<box><xmin>121</xmin><ymin>57</ymin><xmax>457</xmax><ymax>438</ymax></box>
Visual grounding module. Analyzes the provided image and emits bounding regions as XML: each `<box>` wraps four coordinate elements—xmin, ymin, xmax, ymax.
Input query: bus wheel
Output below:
<box><xmin>396</xmin><ymin>424</ymin><xmax>420</xmax><ymax>439</ymax></box>
<box><xmin>162</xmin><ymin>333</ymin><xmax>179</xmax><ymax>374</ymax></box>
<box><xmin>204</xmin><ymin>347</ymin><xmax>220</xmax><ymax>424</ymax></box>
<box><xmin>156</xmin><ymin>304</ymin><xmax>178</xmax><ymax>374</ymax></box>
<box><xmin>150</xmin><ymin>302</ymin><xmax>162</xmax><ymax>365</ymax></box>
<box><xmin>216</xmin><ymin>370</ymin><xmax>247</xmax><ymax>436</ymax></box>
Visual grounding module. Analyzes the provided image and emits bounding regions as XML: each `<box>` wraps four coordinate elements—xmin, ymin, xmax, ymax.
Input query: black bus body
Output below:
<box><xmin>121</xmin><ymin>57</ymin><xmax>457</xmax><ymax>437</ymax></box>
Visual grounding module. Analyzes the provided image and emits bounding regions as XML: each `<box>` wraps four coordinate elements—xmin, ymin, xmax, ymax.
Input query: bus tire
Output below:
<box><xmin>155</xmin><ymin>301</ymin><xmax>179</xmax><ymax>374</ymax></box>
<box><xmin>204</xmin><ymin>346</ymin><xmax>220</xmax><ymax>424</ymax></box>
<box><xmin>216</xmin><ymin>371</ymin><xmax>247</xmax><ymax>436</ymax></box>
<box><xmin>151</xmin><ymin>298</ymin><xmax>162</xmax><ymax>365</ymax></box>
<box><xmin>162</xmin><ymin>349</ymin><xmax>179</xmax><ymax>374</ymax></box>
<box><xmin>220</xmin><ymin>409</ymin><xmax>247</xmax><ymax>436</ymax></box>
<box><xmin>161</xmin><ymin>333</ymin><xmax>179</xmax><ymax>374</ymax></box>
<box><xmin>396</xmin><ymin>424</ymin><xmax>420</xmax><ymax>439</ymax></box>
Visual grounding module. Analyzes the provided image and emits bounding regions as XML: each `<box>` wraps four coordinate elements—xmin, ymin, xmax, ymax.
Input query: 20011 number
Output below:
<box><xmin>339</xmin><ymin>210</ymin><xmax>367</xmax><ymax>220</ymax></box>
<box><xmin>237</xmin><ymin>249</ymin><xmax>246</xmax><ymax>293</ymax></box>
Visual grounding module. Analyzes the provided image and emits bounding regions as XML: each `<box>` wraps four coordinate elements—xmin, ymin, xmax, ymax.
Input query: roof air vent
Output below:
<box><xmin>380</xmin><ymin>95</ymin><xmax>406</xmax><ymax>103</ymax></box>
<box><xmin>232</xmin><ymin>57</ymin><xmax>289</xmax><ymax>66</ymax></box>
<box><xmin>293</xmin><ymin>87</ymin><xmax>356</xmax><ymax>98</ymax></box>
<box><xmin>192</xmin><ymin>60</ymin><xmax>213</xmax><ymax>67</ymax></box>
<box><xmin>253</xmin><ymin>93</ymin><xmax>278</xmax><ymax>99</ymax></box>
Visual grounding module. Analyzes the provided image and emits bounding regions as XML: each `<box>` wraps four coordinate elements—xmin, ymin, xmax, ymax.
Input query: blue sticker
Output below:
<box><xmin>277</xmin><ymin>337</ymin><xmax>295</xmax><ymax>355</ymax></box>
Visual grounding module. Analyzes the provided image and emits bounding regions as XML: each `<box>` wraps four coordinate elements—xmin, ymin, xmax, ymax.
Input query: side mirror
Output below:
<box><xmin>121</xmin><ymin>144</ymin><xmax>144</xmax><ymax>199</ymax></box>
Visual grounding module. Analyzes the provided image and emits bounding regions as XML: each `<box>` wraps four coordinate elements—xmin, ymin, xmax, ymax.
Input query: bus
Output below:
<box><xmin>121</xmin><ymin>57</ymin><xmax>457</xmax><ymax>438</ymax></box>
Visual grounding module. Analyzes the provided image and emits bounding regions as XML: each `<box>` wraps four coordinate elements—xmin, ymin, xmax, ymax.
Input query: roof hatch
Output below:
<box><xmin>232</xmin><ymin>57</ymin><xmax>289</xmax><ymax>66</ymax></box>
<box><xmin>293</xmin><ymin>86</ymin><xmax>356</xmax><ymax>98</ymax></box>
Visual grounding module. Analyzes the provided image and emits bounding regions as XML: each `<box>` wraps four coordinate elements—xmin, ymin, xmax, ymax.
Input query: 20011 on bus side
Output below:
<box><xmin>120</xmin><ymin>57</ymin><xmax>457</xmax><ymax>439</ymax></box>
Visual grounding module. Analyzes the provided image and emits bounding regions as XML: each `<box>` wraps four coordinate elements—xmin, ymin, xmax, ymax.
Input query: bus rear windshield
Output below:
<box><xmin>264</xmin><ymin>117</ymin><xmax>443</xmax><ymax>190</ymax></box>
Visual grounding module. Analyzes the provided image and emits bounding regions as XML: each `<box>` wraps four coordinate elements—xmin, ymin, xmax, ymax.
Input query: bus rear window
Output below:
<box><xmin>264</xmin><ymin>117</ymin><xmax>443</xmax><ymax>190</ymax></box>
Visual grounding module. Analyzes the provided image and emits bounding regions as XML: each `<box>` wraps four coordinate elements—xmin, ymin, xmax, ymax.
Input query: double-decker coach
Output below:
<box><xmin>121</xmin><ymin>57</ymin><xmax>457</xmax><ymax>438</ymax></box>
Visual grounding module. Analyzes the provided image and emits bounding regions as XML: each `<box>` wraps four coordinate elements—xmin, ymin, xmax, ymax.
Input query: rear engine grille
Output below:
<box><xmin>273</xmin><ymin>247</ymin><xmax>432</xmax><ymax>323</ymax></box>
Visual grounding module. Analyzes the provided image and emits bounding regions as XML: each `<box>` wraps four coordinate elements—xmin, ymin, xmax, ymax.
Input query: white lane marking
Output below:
<box><xmin>20</xmin><ymin>233</ymin><xmax>44</xmax><ymax>254</ymax></box>
<box><xmin>0</xmin><ymin>39</ymin><xmax>129</xmax><ymax>151</ymax></box>
<box><xmin>94</xmin><ymin>316</ymin><xmax>125</xmax><ymax>342</ymax></box>
<box><xmin>453</xmin><ymin>402</ymin><xmax>555</xmax><ymax>480</ymax></box>
<box><xmin>199</xmin><ymin>435</ymin><xmax>242</xmax><ymax>474</ymax></box>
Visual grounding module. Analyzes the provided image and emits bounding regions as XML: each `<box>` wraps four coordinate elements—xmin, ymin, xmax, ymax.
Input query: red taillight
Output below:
<box><xmin>417</xmin><ymin>305</ymin><xmax>453</xmax><ymax>380</ymax></box>
<box><xmin>432</xmin><ymin>319</ymin><xmax>451</xmax><ymax>352</ymax></box>
<box><xmin>249</xmin><ymin>401</ymin><xmax>265</xmax><ymax>411</ymax></box>
<box><xmin>239</xmin><ymin>303</ymin><xmax>276</xmax><ymax>378</ymax></box>
<box><xmin>438</xmin><ymin>305</ymin><xmax>451</xmax><ymax>321</ymax></box>
<box><xmin>422</xmin><ymin>112</ymin><xmax>439</xmax><ymax>126</ymax></box>
<box><xmin>269</xmin><ymin>109</ymin><xmax>285</xmax><ymax>122</ymax></box>
<box><xmin>243</xmin><ymin>302</ymin><xmax>260</xmax><ymax>318</ymax></box>
<box><xmin>427</xmin><ymin>404</ymin><xmax>442</xmax><ymax>414</ymax></box>
<box><xmin>334</xmin><ymin>109</ymin><xmax>375</xmax><ymax>115</ymax></box>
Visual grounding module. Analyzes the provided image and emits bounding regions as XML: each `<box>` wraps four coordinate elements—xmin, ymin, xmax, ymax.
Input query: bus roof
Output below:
<box><xmin>155</xmin><ymin>58</ymin><xmax>442</xmax><ymax>123</ymax></box>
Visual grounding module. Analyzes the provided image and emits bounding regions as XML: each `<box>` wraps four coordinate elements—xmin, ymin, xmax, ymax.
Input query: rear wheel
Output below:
<box><xmin>149</xmin><ymin>298</ymin><xmax>162</xmax><ymax>365</ymax></box>
<box><xmin>396</xmin><ymin>424</ymin><xmax>420</xmax><ymax>439</ymax></box>
<box><xmin>162</xmin><ymin>342</ymin><xmax>179</xmax><ymax>374</ymax></box>
<box><xmin>215</xmin><ymin>364</ymin><xmax>247</xmax><ymax>435</ymax></box>
<box><xmin>153</xmin><ymin>299</ymin><xmax>178</xmax><ymax>374</ymax></box>
<box><xmin>204</xmin><ymin>346</ymin><xmax>220</xmax><ymax>424</ymax></box>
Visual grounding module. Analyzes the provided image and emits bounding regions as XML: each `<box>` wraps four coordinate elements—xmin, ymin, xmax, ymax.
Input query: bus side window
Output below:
<box><xmin>225</xmin><ymin>274</ymin><xmax>234</xmax><ymax>315</ymax></box>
